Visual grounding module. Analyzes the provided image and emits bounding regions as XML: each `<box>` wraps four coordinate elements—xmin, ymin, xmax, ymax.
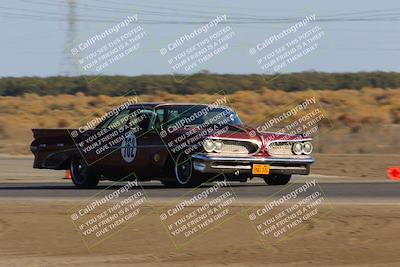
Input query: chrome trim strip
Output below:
<box><xmin>266</xmin><ymin>138</ymin><xmax>312</xmax><ymax>146</ymax></box>
<box><xmin>192</xmin><ymin>153</ymin><xmax>315</xmax><ymax>164</ymax></box>
<box><xmin>211</xmin><ymin>164</ymin><xmax>252</xmax><ymax>170</ymax></box>
<box><xmin>269</xmin><ymin>166</ymin><xmax>307</xmax><ymax>170</ymax></box>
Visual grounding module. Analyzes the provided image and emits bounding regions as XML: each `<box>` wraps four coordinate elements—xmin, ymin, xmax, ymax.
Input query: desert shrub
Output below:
<box><xmin>1</xmin><ymin>72</ymin><xmax>400</xmax><ymax>96</ymax></box>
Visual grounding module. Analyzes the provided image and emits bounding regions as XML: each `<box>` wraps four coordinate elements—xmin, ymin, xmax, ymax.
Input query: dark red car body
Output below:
<box><xmin>31</xmin><ymin>103</ymin><xmax>314</xmax><ymax>187</ymax></box>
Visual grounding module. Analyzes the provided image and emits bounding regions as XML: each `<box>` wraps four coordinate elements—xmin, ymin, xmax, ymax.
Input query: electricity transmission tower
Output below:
<box><xmin>60</xmin><ymin>0</ymin><xmax>78</xmax><ymax>76</ymax></box>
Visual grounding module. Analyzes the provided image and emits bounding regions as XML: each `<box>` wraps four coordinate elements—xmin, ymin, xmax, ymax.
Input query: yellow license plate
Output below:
<box><xmin>252</xmin><ymin>164</ymin><xmax>270</xmax><ymax>175</ymax></box>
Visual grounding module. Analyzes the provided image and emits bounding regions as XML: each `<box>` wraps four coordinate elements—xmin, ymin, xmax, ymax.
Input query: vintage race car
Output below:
<box><xmin>31</xmin><ymin>103</ymin><xmax>314</xmax><ymax>188</ymax></box>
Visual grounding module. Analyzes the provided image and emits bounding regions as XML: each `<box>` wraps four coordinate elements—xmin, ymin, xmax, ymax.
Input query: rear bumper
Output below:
<box><xmin>191</xmin><ymin>153</ymin><xmax>314</xmax><ymax>176</ymax></box>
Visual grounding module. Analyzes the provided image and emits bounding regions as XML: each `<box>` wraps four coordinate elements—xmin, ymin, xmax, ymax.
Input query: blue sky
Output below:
<box><xmin>0</xmin><ymin>0</ymin><xmax>399</xmax><ymax>77</ymax></box>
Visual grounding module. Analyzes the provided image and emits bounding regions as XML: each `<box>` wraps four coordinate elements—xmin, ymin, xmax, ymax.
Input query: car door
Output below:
<box><xmin>97</xmin><ymin>108</ymin><xmax>167</xmax><ymax>180</ymax></box>
<box><xmin>125</xmin><ymin>108</ymin><xmax>169</xmax><ymax>179</ymax></box>
<box><xmin>91</xmin><ymin>108</ymin><xmax>137</xmax><ymax>179</ymax></box>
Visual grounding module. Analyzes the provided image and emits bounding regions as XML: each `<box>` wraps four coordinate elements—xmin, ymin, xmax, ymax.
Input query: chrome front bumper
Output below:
<box><xmin>191</xmin><ymin>153</ymin><xmax>314</xmax><ymax>175</ymax></box>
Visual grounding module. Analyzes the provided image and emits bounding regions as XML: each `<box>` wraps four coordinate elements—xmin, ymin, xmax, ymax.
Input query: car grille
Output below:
<box><xmin>267</xmin><ymin>141</ymin><xmax>295</xmax><ymax>156</ymax></box>
<box><xmin>214</xmin><ymin>140</ymin><xmax>258</xmax><ymax>155</ymax></box>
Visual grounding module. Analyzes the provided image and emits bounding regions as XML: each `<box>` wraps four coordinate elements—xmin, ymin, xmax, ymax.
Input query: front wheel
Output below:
<box><xmin>161</xmin><ymin>153</ymin><xmax>203</xmax><ymax>188</ymax></box>
<box><xmin>70</xmin><ymin>157</ymin><xmax>100</xmax><ymax>188</ymax></box>
<box><xmin>263</xmin><ymin>174</ymin><xmax>291</xmax><ymax>185</ymax></box>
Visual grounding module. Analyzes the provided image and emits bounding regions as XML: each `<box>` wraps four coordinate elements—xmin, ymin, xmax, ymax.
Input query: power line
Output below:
<box><xmin>6</xmin><ymin>0</ymin><xmax>400</xmax><ymax>24</ymax></box>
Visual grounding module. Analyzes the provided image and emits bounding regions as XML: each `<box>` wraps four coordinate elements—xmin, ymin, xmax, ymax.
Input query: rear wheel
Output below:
<box><xmin>70</xmin><ymin>157</ymin><xmax>100</xmax><ymax>188</ymax></box>
<box><xmin>263</xmin><ymin>174</ymin><xmax>291</xmax><ymax>185</ymax></box>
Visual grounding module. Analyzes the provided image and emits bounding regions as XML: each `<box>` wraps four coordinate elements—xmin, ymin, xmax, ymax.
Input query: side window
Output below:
<box><xmin>128</xmin><ymin>109</ymin><xmax>154</xmax><ymax>132</ymax></box>
<box><xmin>156</xmin><ymin>108</ymin><xmax>164</xmax><ymax>124</ymax></box>
<box><xmin>154</xmin><ymin>108</ymin><xmax>165</xmax><ymax>129</ymax></box>
<box><xmin>100</xmin><ymin>109</ymin><xmax>131</xmax><ymax>129</ymax></box>
<box><xmin>166</xmin><ymin>109</ymin><xmax>182</xmax><ymax>127</ymax></box>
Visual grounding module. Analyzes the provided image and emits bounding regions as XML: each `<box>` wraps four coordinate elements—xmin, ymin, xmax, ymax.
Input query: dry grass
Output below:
<box><xmin>0</xmin><ymin>88</ymin><xmax>399</xmax><ymax>155</ymax></box>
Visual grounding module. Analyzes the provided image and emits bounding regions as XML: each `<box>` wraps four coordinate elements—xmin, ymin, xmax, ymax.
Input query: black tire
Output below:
<box><xmin>70</xmin><ymin>157</ymin><xmax>100</xmax><ymax>188</ymax></box>
<box><xmin>161</xmin><ymin>153</ymin><xmax>203</xmax><ymax>188</ymax></box>
<box><xmin>263</xmin><ymin>174</ymin><xmax>292</xmax><ymax>185</ymax></box>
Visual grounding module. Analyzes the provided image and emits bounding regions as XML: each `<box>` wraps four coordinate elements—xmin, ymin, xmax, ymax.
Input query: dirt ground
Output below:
<box><xmin>0</xmin><ymin>200</ymin><xmax>399</xmax><ymax>266</ymax></box>
<box><xmin>312</xmin><ymin>153</ymin><xmax>400</xmax><ymax>178</ymax></box>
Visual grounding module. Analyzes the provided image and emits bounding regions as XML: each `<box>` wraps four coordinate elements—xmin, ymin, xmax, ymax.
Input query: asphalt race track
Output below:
<box><xmin>0</xmin><ymin>181</ymin><xmax>400</xmax><ymax>202</ymax></box>
<box><xmin>0</xmin><ymin>155</ymin><xmax>399</xmax><ymax>203</ymax></box>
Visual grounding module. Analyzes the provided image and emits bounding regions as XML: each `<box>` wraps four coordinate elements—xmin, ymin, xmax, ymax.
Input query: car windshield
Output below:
<box><xmin>161</xmin><ymin>105</ymin><xmax>243</xmax><ymax>128</ymax></box>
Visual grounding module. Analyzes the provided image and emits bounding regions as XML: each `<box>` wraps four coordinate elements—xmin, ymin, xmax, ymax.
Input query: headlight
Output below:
<box><xmin>214</xmin><ymin>140</ymin><xmax>224</xmax><ymax>152</ymax></box>
<box><xmin>292</xmin><ymin>142</ymin><xmax>303</xmax><ymax>155</ymax></box>
<box><xmin>203</xmin><ymin>139</ymin><xmax>215</xmax><ymax>153</ymax></box>
<box><xmin>302</xmin><ymin>142</ymin><xmax>313</xmax><ymax>155</ymax></box>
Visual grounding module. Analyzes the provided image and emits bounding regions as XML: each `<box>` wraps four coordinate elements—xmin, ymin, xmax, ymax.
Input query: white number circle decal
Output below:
<box><xmin>121</xmin><ymin>133</ymin><xmax>137</xmax><ymax>163</ymax></box>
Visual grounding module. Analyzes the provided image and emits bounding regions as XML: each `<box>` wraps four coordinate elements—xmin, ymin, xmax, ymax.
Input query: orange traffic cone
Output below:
<box><xmin>65</xmin><ymin>170</ymin><xmax>72</xmax><ymax>179</ymax></box>
<box><xmin>387</xmin><ymin>167</ymin><xmax>400</xmax><ymax>180</ymax></box>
